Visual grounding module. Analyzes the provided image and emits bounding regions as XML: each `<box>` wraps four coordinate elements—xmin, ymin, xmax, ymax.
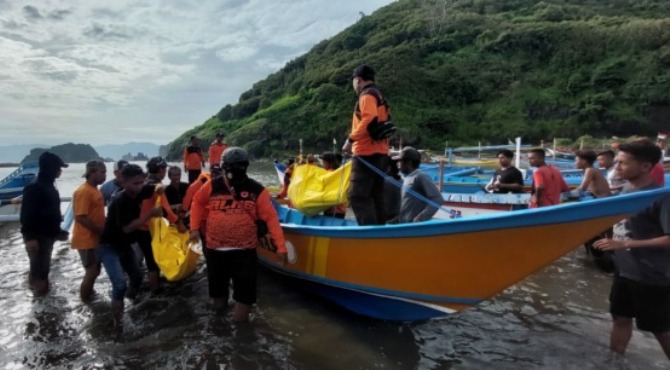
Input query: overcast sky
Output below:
<box><xmin>0</xmin><ymin>0</ymin><xmax>395</xmax><ymax>146</ymax></box>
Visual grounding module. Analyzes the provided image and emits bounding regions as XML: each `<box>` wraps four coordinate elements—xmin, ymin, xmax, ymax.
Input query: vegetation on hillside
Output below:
<box><xmin>166</xmin><ymin>0</ymin><xmax>670</xmax><ymax>159</ymax></box>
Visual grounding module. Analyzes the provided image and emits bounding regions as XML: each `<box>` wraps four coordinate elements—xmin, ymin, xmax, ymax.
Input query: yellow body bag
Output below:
<box><xmin>287</xmin><ymin>161</ymin><xmax>351</xmax><ymax>216</ymax></box>
<box><xmin>148</xmin><ymin>197</ymin><xmax>201</xmax><ymax>281</ymax></box>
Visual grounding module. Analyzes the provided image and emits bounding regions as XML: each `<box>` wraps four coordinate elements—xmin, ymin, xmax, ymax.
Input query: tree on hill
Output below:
<box><xmin>166</xmin><ymin>0</ymin><xmax>670</xmax><ymax>159</ymax></box>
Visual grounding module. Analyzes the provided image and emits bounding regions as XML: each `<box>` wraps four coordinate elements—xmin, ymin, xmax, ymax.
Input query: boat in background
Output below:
<box><xmin>258</xmin><ymin>188</ymin><xmax>670</xmax><ymax>321</ymax></box>
<box><xmin>437</xmin><ymin>192</ymin><xmax>530</xmax><ymax>217</ymax></box>
<box><xmin>0</xmin><ymin>162</ymin><xmax>38</xmax><ymax>200</ymax></box>
<box><xmin>0</xmin><ymin>196</ymin><xmax>73</xmax><ymax>227</ymax></box>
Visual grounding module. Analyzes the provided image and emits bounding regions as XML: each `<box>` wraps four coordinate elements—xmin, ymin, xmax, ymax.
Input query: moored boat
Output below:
<box><xmin>0</xmin><ymin>162</ymin><xmax>38</xmax><ymax>200</ymax></box>
<box><xmin>257</xmin><ymin>188</ymin><xmax>670</xmax><ymax>321</ymax></box>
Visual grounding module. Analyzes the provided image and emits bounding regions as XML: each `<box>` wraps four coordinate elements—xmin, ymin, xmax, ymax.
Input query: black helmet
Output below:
<box><xmin>146</xmin><ymin>156</ymin><xmax>167</xmax><ymax>174</ymax></box>
<box><xmin>222</xmin><ymin>147</ymin><xmax>249</xmax><ymax>166</ymax></box>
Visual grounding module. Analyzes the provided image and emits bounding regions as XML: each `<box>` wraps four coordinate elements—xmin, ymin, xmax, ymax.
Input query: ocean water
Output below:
<box><xmin>0</xmin><ymin>162</ymin><xmax>668</xmax><ymax>369</ymax></box>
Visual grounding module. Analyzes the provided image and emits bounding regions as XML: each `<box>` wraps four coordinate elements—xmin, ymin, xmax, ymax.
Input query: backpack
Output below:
<box><xmin>355</xmin><ymin>86</ymin><xmax>396</xmax><ymax>141</ymax></box>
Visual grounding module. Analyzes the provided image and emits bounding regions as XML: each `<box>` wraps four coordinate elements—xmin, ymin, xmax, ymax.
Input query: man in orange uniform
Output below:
<box><xmin>184</xmin><ymin>136</ymin><xmax>205</xmax><ymax>184</ymax></box>
<box><xmin>190</xmin><ymin>147</ymin><xmax>287</xmax><ymax>322</ymax></box>
<box><xmin>342</xmin><ymin>64</ymin><xmax>390</xmax><ymax>225</ymax></box>
<box><xmin>71</xmin><ymin>160</ymin><xmax>107</xmax><ymax>301</ymax></box>
<box><xmin>208</xmin><ymin>133</ymin><xmax>227</xmax><ymax>168</ymax></box>
<box><xmin>528</xmin><ymin>148</ymin><xmax>569</xmax><ymax>208</ymax></box>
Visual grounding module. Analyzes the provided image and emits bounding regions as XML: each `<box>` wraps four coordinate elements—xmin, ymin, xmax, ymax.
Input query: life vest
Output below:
<box><xmin>354</xmin><ymin>86</ymin><xmax>396</xmax><ymax>141</ymax></box>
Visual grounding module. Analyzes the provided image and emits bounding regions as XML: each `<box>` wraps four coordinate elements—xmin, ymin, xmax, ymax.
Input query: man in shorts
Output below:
<box><xmin>594</xmin><ymin>139</ymin><xmax>670</xmax><ymax>358</ymax></box>
<box><xmin>71</xmin><ymin>160</ymin><xmax>107</xmax><ymax>301</ymax></box>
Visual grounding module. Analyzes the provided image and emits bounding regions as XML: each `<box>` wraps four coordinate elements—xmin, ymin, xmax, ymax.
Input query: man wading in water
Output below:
<box><xmin>20</xmin><ymin>152</ymin><xmax>69</xmax><ymax>296</ymax></box>
<box><xmin>594</xmin><ymin>139</ymin><xmax>670</xmax><ymax>359</ymax></box>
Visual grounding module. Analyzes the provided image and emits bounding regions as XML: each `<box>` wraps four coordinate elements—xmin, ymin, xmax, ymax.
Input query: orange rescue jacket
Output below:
<box><xmin>184</xmin><ymin>145</ymin><xmax>204</xmax><ymax>170</ymax></box>
<box><xmin>350</xmin><ymin>86</ymin><xmax>390</xmax><ymax>156</ymax></box>
<box><xmin>190</xmin><ymin>177</ymin><xmax>286</xmax><ymax>253</ymax></box>
<box><xmin>208</xmin><ymin>142</ymin><xmax>227</xmax><ymax>167</ymax></box>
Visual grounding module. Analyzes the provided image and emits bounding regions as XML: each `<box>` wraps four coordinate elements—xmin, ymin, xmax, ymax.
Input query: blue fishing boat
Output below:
<box><xmin>257</xmin><ymin>188</ymin><xmax>670</xmax><ymax>321</ymax></box>
<box><xmin>0</xmin><ymin>162</ymin><xmax>38</xmax><ymax>200</ymax></box>
<box><xmin>439</xmin><ymin>168</ymin><xmax>586</xmax><ymax>194</ymax></box>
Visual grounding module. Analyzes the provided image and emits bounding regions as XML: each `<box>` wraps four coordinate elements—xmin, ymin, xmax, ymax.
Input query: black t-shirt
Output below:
<box><xmin>100</xmin><ymin>186</ymin><xmax>154</xmax><ymax>248</ymax></box>
<box><xmin>165</xmin><ymin>182</ymin><xmax>189</xmax><ymax>206</ymax></box>
<box><xmin>613</xmin><ymin>183</ymin><xmax>670</xmax><ymax>285</ymax></box>
<box><xmin>491</xmin><ymin>167</ymin><xmax>524</xmax><ymax>194</ymax></box>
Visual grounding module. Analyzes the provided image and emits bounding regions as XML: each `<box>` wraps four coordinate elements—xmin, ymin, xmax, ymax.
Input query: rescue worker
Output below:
<box><xmin>208</xmin><ymin>133</ymin><xmax>227</xmax><ymax>168</ymax></box>
<box><xmin>342</xmin><ymin>64</ymin><xmax>390</xmax><ymax>225</ymax></box>
<box><xmin>184</xmin><ymin>136</ymin><xmax>205</xmax><ymax>184</ymax></box>
<box><xmin>190</xmin><ymin>147</ymin><xmax>288</xmax><ymax>322</ymax></box>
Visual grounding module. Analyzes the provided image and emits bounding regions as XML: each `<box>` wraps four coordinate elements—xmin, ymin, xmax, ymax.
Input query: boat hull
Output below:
<box><xmin>258</xmin><ymin>188</ymin><xmax>670</xmax><ymax>321</ymax></box>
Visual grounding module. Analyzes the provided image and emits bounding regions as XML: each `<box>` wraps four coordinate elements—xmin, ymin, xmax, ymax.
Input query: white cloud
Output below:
<box><xmin>0</xmin><ymin>0</ymin><xmax>396</xmax><ymax>147</ymax></box>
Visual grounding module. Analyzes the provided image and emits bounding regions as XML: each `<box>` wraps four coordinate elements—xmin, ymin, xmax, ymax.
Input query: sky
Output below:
<box><xmin>0</xmin><ymin>0</ymin><xmax>395</xmax><ymax>147</ymax></box>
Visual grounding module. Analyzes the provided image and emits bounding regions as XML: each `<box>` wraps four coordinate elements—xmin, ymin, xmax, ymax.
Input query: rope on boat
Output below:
<box><xmin>353</xmin><ymin>155</ymin><xmax>462</xmax><ymax>219</ymax></box>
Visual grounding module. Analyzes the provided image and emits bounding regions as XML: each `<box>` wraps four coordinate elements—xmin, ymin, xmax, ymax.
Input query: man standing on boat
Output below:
<box><xmin>528</xmin><ymin>148</ymin><xmax>569</xmax><ymax>208</ymax></box>
<box><xmin>184</xmin><ymin>136</ymin><xmax>205</xmax><ymax>184</ymax></box>
<box><xmin>389</xmin><ymin>147</ymin><xmax>443</xmax><ymax>223</ymax></box>
<box><xmin>485</xmin><ymin>149</ymin><xmax>524</xmax><ymax>194</ymax></box>
<box><xmin>71</xmin><ymin>160</ymin><xmax>107</xmax><ymax>301</ymax></box>
<box><xmin>593</xmin><ymin>139</ymin><xmax>670</xmax><ymax>359</ymax></box>
<box><xmin>20</xmin><ymin>152</ymin><xmax>69</xmax><ymax>296</ymax></box>
<box><xmin>342</xmin><ymin>64</ymin><xmax>390</xmax><ymax>225</ymax></box>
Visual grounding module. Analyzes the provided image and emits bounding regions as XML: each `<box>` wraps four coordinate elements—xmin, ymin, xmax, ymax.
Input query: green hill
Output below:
<box><xmin>166</xmin><ymin>0</ymin><xmax>670</xmax><ymax>159</ymax></box>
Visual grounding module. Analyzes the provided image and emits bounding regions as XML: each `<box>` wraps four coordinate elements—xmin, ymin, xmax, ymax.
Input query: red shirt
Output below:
<box><xmin>651</xmin><ymin>162</ymin><xmax>665</xmax><ymax>187</ymax></box>
<box><xmin>530</xmin><ymin>165</ymin><xmax>569</xmax><ymax>208</ymax></box>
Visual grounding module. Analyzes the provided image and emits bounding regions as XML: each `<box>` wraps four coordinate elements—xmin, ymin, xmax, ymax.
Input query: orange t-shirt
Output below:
<box><xmin>71</xmin><ymin>182</ymin><xmax>105</xmax><ymax>249</ymax></box>
<box><xmin>208</xmin><ymin>142</ymin><xmax>227</xmax><ymax>166</ymax></box>
<box><xmin>350</xmin><ymin>92</ymin><xmax>389</xmax><ymax>156</ymax></box>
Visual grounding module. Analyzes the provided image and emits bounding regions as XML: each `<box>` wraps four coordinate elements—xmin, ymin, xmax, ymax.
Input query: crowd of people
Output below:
<box><xmin>17</xmin><ymin>63</ymin><xmax>670</xmax><ymax>360</ymax></box>
<box><xmin>21</xmin><ymin>139</ymin><xmax>287</xmax><ymax>327</ymax></box>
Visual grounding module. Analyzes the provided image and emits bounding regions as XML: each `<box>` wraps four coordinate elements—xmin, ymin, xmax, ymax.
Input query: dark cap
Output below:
<box><xmin>352</xmin><ymin>64</ymin><xmax>375</xmax><ymax>81</ymax></box>
<box><xmin>39</xmin><ymin>151</ymin><xmax>68</xmax><ymax>169</ymax></box>
<box><xmin>392</xmin><ymin>146</ymin><xmax>421</xmax><ymax>162</ymax></box>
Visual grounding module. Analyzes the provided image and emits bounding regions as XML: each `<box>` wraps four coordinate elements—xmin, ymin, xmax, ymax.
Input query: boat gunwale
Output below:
<box><xmin>277</xmin><ymin>188</ymin><xmax>670</xmax><ymax>239</ymax></box>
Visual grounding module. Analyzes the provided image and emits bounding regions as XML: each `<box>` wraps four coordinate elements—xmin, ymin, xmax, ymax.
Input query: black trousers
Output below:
<box><xmin>188</xmin><ymin>169</ymin><xmax>201</xmax><ymax>184</ymax></box>
<box><xmin>348</xmin><ymin>154</ymin><xmax>387</xmax><ymax>225</ymax></box>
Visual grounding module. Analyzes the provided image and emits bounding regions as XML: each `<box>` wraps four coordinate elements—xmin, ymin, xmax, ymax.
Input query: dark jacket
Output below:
<box><xmin>20</xmin><ymin>178</ymin><xmax>62</xmax><ymax>240</ymax></box>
